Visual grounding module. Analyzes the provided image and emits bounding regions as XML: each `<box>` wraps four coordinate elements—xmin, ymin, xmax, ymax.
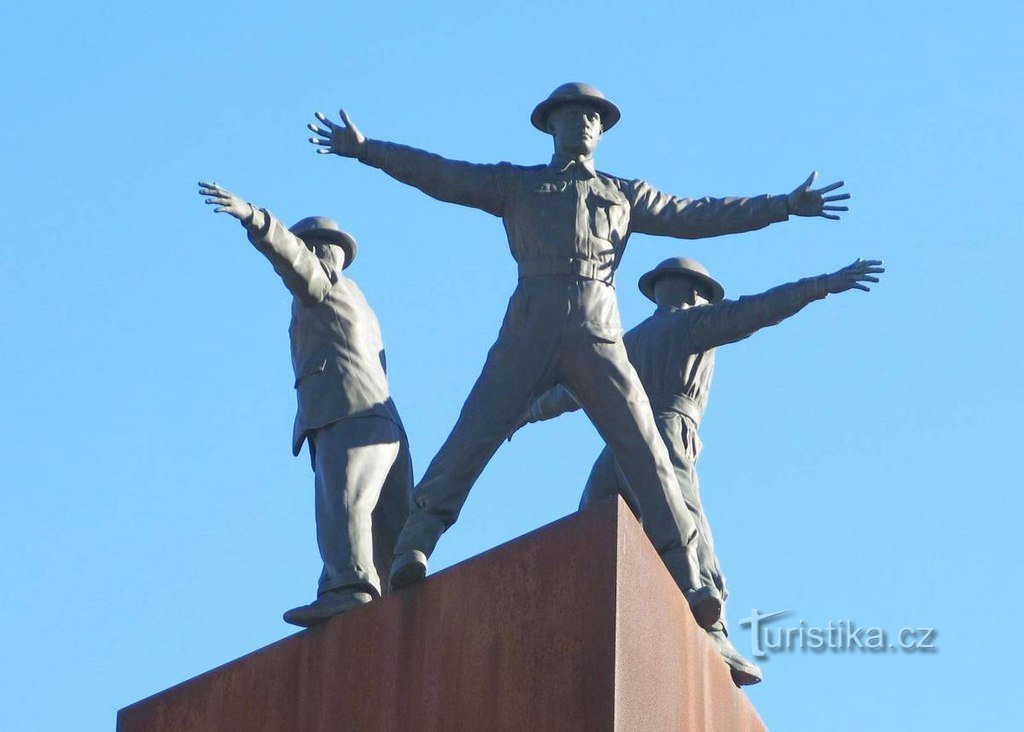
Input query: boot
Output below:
<box><xmin>708</xmin><ymin>623</ymin><xmax>762</xmax><ymax>687</ymax></box>
<box><xmin>389</xmin><ymin>550</ymin><xmax>428</xmax><ymax>591</ymax></box>
<box><xmin>283</xmin><ymin>588</ymin><xmax>374</xmax><ymax>627</ymax></box>
<box><xmin>389</xmin><ymin>511</ymin><xmax>448</xmax><ymax>591</ymax></box>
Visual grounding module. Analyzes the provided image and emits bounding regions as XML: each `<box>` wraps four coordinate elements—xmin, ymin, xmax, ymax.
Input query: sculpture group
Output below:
<box><xmin>199</xmin><ymin>82</ymin><xmax>883</xmax><ymax>687</ymax></box>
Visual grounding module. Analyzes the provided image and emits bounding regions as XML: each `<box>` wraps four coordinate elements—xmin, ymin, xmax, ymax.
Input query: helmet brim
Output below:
<box><xmin>531</xmin><ymin>94</ymin><xmax>621</xmax><ymax>133</ymax></box>
<box><xmin>294</xmin><ymin>228</ymin><xmax>357</xmax><ymax>269</ymax></box>
<box><xmin>638</xmin><ymin>268</ymin><xmax>725</xmax><ymax>304</ymax></box>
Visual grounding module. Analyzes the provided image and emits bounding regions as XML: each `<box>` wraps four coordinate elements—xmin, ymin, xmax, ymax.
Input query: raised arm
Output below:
<box><xmin>626</xmin><ymin>171</ymin><xmax>850</xmax><ymax>240</ymax></box>
<box><xmin>690</xmin><ymin>258</ymin><xmax>884</xmax><ymax>350</ymax></box>
<box><xmin>198</xmin><ymin>181</ymin><xmax>333</xmax><ymax>307</ymax></box>
<box><xmin>309</xmin><ymin>109</ymin><xmax>509</xmax><ymax>217</ymax></box>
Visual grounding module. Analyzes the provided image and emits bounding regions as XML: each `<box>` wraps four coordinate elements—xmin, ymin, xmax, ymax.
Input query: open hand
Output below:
<box><xmin>824</xmin><ymin>258</ymin><xmax>884</xmax><ymax>294</ymax></box>
<box><xmin>788</xmin><ymin>171</ymin><xmax>851</xmax><ymax>220</ymax></box>
<box><xmin>308</xmin><ymin>109</ymin><xmax>366</xmax><ymax>158</ymax></box>
<box><xmin>198</xmin><ymin>181</ymin><xmax>252</xmax><ymax>221</ymax></box>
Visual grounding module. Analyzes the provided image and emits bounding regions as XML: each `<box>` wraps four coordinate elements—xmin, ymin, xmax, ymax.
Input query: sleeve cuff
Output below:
<box><xmin>358</xmin><ymin>139</ymin><xmax>388</xmax><ymax>167</ymax></box>
<box><xmin>769</xmin><ymin>194</ymin><xmax>791</xmax><ymax>223</ymax></box>
<box><xmin>810</xmin><ymin>276</ymin><xmax>830</xmax><ymax>300</ymax></box>
<box><xmin>244</xmin><ymin>207</ymin><xmax>272</xmax><ymax>243</ymax></box>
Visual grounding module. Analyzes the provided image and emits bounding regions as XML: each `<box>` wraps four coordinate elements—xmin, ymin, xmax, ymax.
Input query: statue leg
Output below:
<box><xmin>312</xmin><ymin>417</ymin><xmax>403</xmax><ymax>598</ymax></box>
<box><xmin>284</xmin><ymin>417</ymin><xmax>404</xmax><ymax>627</ymax></box>
<box><xmin>655</xmin><ymin>416</ymin><xmax>757</xmax><ymax>683</ymax></box>
<box><xmin>657</xmin><ymin>414</ymin><xmax>727</xmax><ymax>603</ymax></box>
<box><xmin>391</xmin><ymin>328</ymin><xmax>558</xmax><ymax>586</ymax></box>
<box><xmin>560</xmin><ymin>335</ymin><xmax>720</xmax><ymax>628</ymax></box>
<box><xmin>709</xmin><ymin>620</ymin><xmax>763</xmax><ymax>686</ymax></box>
<box><xmin>579</xmin><ymin>446</ymin><xmax>641</xmax><ymax>519</ymax></box>
<box><xmin>372</xmin><ymin>433</ymin><xmax>413</xmax><ymax>595</ymax></box>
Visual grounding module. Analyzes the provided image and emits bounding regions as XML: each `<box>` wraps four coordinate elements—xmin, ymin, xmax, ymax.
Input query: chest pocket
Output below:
<box><xmin>522</xmin><ymin>181</ymin><xmax>575</xmax><ymax>235</ymax></box>
<box><xmin>294</xmin><ymin>357</ymin><xmax>327</xmax><ymax>388</ymax></box>
<box><xmin>586</xmin><ymin>189</ymin><xmax>630</xmax><ymax>244</ymax></box>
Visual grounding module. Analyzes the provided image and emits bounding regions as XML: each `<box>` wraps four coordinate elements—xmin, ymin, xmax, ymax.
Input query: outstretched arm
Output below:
<box><xmin>198</xmin><ymin>181</ymin><xmax>333</xmax><ymax>306</ymax></box>
<box><xmin>627</xmin><ymin>171</ymin><xmax>850</xmax><ymax>240</ymax></box>
<box><xmin>690</xmin><ymin>258</ymin><xmax>884</xmax><ymax>350</ymax></box>
<box><xmin>309</xmin><ymin>108</ymin><xmax>509</xmax><ymax>217</ymax></box>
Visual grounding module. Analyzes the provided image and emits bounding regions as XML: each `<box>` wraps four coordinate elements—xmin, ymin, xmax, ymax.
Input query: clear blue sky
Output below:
<box><xmin>2</xmin><ymin>1</ymin><xmax>1020</xmax><ymax>729</ymax></box>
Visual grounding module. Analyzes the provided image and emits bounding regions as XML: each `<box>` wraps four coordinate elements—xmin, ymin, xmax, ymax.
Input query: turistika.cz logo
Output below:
<box><xmin>737</xmin><ymin>609</ymin><xmax>938</xmax><ymax>659</ymax></box>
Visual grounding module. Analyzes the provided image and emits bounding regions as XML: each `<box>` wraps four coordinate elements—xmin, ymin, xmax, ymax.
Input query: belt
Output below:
<box><xmin>650</xmin><ymin>392</ymin><xmax>703</xmax><ymax>426</ymax></box>
<box><xmin>518</xmin><ymin>257</ymin><xmax>614</xmax><ymax>285</ymax></box>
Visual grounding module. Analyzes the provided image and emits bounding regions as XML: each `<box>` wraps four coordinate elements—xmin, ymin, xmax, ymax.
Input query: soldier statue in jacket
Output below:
<box><xmin>199</xmin><ymin>181</ymin><xmax>411</xmax><ymax>627</ymax></box>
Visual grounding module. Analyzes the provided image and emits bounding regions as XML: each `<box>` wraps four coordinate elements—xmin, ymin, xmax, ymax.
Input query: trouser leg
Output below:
<box><xmin>311</xmin><ymin>417</ymin><xmax>401</xmax><ymax>597</ymax></box>
<box><xmin>396</xmin><ymin>331</ymin><xmax>556</xmax><ymax>559</ymax></box>
<box><xmin>559</xmin><ymin>336</ymin><xmax>704</xmax><ymax>594</ymax></box>
<box><xmin>675</xmin><ymin>459</ymin><xmax>727</xmax><ymax>602</ymax></box>
<box><xmin>654</xmin><ymin>413</ymin><xmax>728</xmax><ymax>602</ymax></box>
<box><xmin>372</xmin><ymin>436</ymin><xmax>413</xmax><ymax>593</ymax></box>
<box><xmin>579</xmin><ymin>446</ymin><xmax>642</xmax><ymax>519</ymax></box>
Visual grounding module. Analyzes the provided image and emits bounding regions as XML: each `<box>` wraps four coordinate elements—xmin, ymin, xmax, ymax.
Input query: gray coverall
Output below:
<box><xmin>246</xmin><ymin>210</ymin><xmax>412</xmax><ymax>597</ymax></box>
<box><xmin>356</xmin><ymin>140</ymin><xmax>791</xmax><ymax>586</ymax></box>
<box><xmin>527</xmin><ymin>276</ymin><xmax>831</xmax><ymax>620</ymax></box>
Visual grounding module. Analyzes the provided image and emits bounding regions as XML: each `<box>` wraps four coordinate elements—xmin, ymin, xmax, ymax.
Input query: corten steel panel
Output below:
<box><xmin>117</xmin><ymin>500</ymin><xmax>621</xmax><ymax>732</ymax></box>
<box><xmin>613</xmin><ymin>508</ymin><xmax>766</xmax><ymax>732</ymax></box>
<box><xmin>118</xmin><ymin>498</ymin><xmax>766</xmax><ymax>731</ymax></box>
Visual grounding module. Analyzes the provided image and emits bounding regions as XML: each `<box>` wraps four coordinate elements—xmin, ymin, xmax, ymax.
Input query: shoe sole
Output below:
<box><xmin>729</xmin><ymin>667</ymin><xmax>762</xmax><ymax>687</ymax></box>
<box><xmin>283</xmin><ymin>610</ymin><xmax>325</xmax><ymax>628</ymax></box>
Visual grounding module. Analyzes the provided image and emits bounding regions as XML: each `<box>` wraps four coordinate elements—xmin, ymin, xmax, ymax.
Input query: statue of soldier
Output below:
<box><xmin>198</xmin><ymin>182</ymin><xmax>411</xmax><ymax>627</ymax></box>
<box><xmin>521</xmin><ymin>255</ymin><xmax>885</xmax><ymax>685</ymax></box>
<box><xmin>307</xmin><ymin>83</ymin><xmax>851</xmax><ymax>629</ymax></box>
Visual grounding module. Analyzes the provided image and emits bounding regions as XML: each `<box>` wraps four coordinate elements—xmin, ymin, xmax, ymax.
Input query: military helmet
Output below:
<box><xmin>531</xmin><ymin>82</ymin><xmax>621</xmax><ymax>133</ymax></box>
<box><xmin>638</xmin><ymin>257</ymin><xmax>725</xmax><ymax>303</ymax></box>
<box><xmin>289</xmin><ymin>216</ymin><xmax>357</xmax><ymax>269</ymax></box>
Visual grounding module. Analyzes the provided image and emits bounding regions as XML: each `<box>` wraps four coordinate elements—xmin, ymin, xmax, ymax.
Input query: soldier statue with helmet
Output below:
<box><xmin>306</xmin><ymin>81</ymin><xmax>853</xmax><ymax>632</ymax></box>
<box><xmin>521</xmin><ymin>254</ymin><xmax>884</xmax><ymax>685</ymax></box>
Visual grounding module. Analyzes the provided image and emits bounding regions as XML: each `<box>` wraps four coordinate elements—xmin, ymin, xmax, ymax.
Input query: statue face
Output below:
<box><xmin>310</xmin><ymin>239</ymin><xmax>346</xmax><ymax>273</ymax></box>
<box><xmin>548</xmin><ymin>103</ymin><xmax>603</xmax><ymax>158</ymax></box>
<box><xmin>654</xmin><ymin>275</ymin><xmax>709</xmax><ymax>309</ymax></box>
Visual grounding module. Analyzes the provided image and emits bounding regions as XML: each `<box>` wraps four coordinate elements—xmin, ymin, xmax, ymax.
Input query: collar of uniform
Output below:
<box><xmin>549</xmin><ymin>154</ymin><xmax>597</xmax><ymax>179</ymax></box>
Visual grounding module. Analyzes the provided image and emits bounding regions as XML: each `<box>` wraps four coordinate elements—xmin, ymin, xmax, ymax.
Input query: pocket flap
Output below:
<box><xmin>586</xmin><ymin>188</ymin><xmax>628</xmax><ymax>208</ymax></box>
<box><xmin>294</xmin><ymin>357</ymin><xmax>328</xmax><ymax>387</ymax></box>
<box><xmin>583</xmin><ymin>322</ymin><xmax>624</xmax><ymax>344</ymax></box>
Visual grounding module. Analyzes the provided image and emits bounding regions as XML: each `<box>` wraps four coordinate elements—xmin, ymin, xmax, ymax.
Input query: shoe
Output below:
<box><xmin>708</xmin><ymin>627</ymin><xmax>762</xmax><ymax>686</ymax></box>
<box><xmin>389</xmin><ymin>550</ymin><xmax>428</xmax><ymax>591</ymax></box>
<box><xmin>283</xmin><ymin>589</ymin><xmax>373</xmax><ymax>628</ymax></box>
<box><xmin>685</xmin><ymin>586</ymin><xmax>722</xmax><ymax>630</ymax></box>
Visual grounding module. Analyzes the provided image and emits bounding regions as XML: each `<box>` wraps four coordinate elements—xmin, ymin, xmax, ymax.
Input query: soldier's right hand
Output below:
<box><xmin>823</xmin><ymin>258</ymin><xmax>885</xmax><ymax>294</ymax></box>
<box><xmin>309</xmin><ymin>109</ymin><xmax>366</xmax><ymax>158</ymax></box>
<box><xmin>198</xmin><ymin>181</ymin><xmax>253</xmax><ymax>221</ymax></box>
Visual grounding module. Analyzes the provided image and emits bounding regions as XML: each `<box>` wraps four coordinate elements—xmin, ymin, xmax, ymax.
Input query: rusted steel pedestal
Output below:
<box><xmin>117</xmin><ymin>497</ymin><xmax>765</xmax><ymax>731</ymax></box>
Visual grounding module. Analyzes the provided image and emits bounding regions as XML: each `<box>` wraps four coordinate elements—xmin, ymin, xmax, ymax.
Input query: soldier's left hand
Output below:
<box><xmin>824</xmin><ymin>258</ymin><xmax>884</xmax><ymax>294</ymax></box>
<box><xmin>787</xmin><ymin>171</ymin><xmax>851</xmax><ymax>220</ymax></box>
<box><xmin>198</xmin><ymin>181</ymin><xmax>252</xmax><ymax>221</ymax></box>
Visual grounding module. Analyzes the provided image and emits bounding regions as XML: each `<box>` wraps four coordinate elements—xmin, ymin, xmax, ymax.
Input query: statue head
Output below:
<box><xmin>289</xmin><ymin>216</ymin><xmax>357</xmax><ymax>273</ymax></box>
<box><xmin>531</xmin><ymin>83</ymin><xmax>620</xmax><ymax>158</ymax></box>
<box><xmin>638</xmin><ymin>257</ymin><xmax>725</xmax><ymax>309</ymax></box>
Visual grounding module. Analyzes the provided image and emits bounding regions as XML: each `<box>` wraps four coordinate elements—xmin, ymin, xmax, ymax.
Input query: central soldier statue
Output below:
<box><xmin>308</xmin><ymin>83</ymin><xmax>851</xmax><ymax>629</ymax></box>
